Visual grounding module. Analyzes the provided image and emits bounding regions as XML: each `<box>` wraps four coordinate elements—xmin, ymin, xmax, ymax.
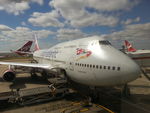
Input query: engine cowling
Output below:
<box><xmin>2</xmin><ymin>70</ymin><xmax>16</xmax><ymax>82</ymax></box>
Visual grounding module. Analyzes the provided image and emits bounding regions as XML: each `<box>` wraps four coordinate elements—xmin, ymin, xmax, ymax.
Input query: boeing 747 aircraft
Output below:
<box><xmin>0</xmin><ymin>36</ymin><xmax>140</xmax><ymax>87</ymax></box>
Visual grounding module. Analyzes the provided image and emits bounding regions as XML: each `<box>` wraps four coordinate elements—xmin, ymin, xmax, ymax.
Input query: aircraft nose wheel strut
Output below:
<box><xmin>122</xmin><ymin>84</ymin><xmax>130</xmax><ymax>98</ymax></box>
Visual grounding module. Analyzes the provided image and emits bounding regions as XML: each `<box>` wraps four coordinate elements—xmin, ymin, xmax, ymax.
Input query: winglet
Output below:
<box><xmin>34</xmin><ymin>34</ymin><xmax>40</xmax><ymax>51</ymax></box>
<box><xmin>124</xmin><ymin>40</ymin><xmax>136</xmax><ymax>52</ymax></box>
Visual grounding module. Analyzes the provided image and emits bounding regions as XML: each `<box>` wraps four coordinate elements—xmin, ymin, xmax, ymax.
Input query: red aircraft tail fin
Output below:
<box><xmin>17</xmin><ymin>41</ymin><xmax>33</xmax><ymax>52</ymax></box>
<box><xmin>124</xmin><ymin>40</ymin><xmax>136</xmax><ymax>52</ymax></box>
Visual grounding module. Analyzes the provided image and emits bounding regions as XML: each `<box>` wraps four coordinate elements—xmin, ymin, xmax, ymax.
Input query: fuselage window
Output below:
<box><xmin>108</xmin><ymin>66</ymin><xmax>110</xmax><ymax>70</ymax></box>
<box><xmin>87</xmin><ymin>64</ymin><xmax>89</xmax><ymax>67</ymax></box>
<box><xmin>90</xmin><ymin>64</ymin><xmax>92</xmax><ymax>68</ymax></box>
<box><xmin>96</xmin><ymin>65</ymin><xmax>98</xmax><ymax>69</ymax></box>
<box><xmin>100</xmin><ymin>65</ymin><xmax>102</xmax><ymax>69</ymax></box>
<box><xmin>85</xmin><ymin>64</ymin><xmax>86</xmax><ymax>67</ymax></box>
<box><xmin>82</xmin><ymin>64</ymin><xmax>84</xmax><ymax>67</ymax></box>
<box><xmin>117</xmin><ymin>67</ymin><xmax>120</xmax><ymax>71</ymax></box>
<box><xmin>112</xmin><ymin>66</ymin><xmax>115</xmax><ymax>70</ymax></box>
<box><xmin>93</xmin><ymin>65</ymin><xmax>95</xmax><ymax>68</ymax></box>
<box><xmin>104</xmin><ymin>66</ymin><xmax>106</xmax><ymax>69</ymax></box>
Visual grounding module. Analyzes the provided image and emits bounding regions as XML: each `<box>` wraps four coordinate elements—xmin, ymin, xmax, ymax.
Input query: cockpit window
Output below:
<box><xmin>99</xmin><ymin>40</ymin><xmax>111</xmax><ymax>45</ymax></box>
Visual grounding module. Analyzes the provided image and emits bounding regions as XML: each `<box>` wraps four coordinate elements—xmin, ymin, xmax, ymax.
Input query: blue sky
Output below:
<box><xmin>0</xmin><ymin>0</ymin><xmax>150</xmax><ymax>51</ymax></box>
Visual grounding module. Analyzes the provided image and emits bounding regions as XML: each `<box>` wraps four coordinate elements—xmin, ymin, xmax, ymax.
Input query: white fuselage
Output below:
<box><xmin>33</xmin><ymin>36</ymin><xmax>140</xmax><ymax>86</ymax></box>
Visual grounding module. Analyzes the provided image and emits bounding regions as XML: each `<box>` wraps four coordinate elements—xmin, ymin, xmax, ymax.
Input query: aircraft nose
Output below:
<box><xmin>122</xmin><ymin>58</ymin><xmax>141</xmax><ymax>83</ymax></box>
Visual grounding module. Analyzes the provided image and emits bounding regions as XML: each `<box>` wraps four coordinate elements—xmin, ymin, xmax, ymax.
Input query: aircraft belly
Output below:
<box><xmin>67</xmin><ymin>69</ymin><xmax>124</xmax><ymax>86</ymax></box>
<box><xmin>66</xmin><ymin>67</ymin><xmax>96</xmax><ymax>86</ymax></box>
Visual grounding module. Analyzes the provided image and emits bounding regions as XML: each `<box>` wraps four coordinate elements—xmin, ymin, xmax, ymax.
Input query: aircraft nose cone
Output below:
<box><xmin>123</xmin><ymin>58</ymin><xmax>141</xmax><ymax>83</ymax></box>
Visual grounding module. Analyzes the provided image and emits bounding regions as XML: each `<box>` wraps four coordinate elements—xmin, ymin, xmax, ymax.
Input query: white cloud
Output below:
<box><xmin>0</xmin><ymin>24</ymin><xmax>55</xmax><ymax>50</ymax></box>
<box><xmin>27</xmin><ymin>0</ymin><xmax>140</xmax><ymax>28</ymax></box>
<box><xmin>0</xmin><ymin>0</ymin><xmax>44</xmax><ymax>15</ymax></box>
<box><xmin>109</xmin><ymin>23</ymin><xmax>150</xmax><ymax>40</ymax></box>
<box><xmin>56</xmin><ymin>28</ymin><xmax>87</xmax><ymax>40</ymax></box>
<box><xmin>33</xmin><ymin>30</ymin><xmax>55</xmax><ymax>39</ymax></box>
<box><xmin>21</xmin><ymin>21</ymin><xmax>27</xmax><ymax>26</ymax></box>
<box><xmin>49</xmin><ymin>0</ymin><xmax>140</xmax><ymax>27</ymax></box>
<box><xmin>0</xmin><ymin>1</ymin><xmax>30</xmax><ymax>15</ymax></box>
<box><xmin>0</xmin><ymin>25</ymin><xmax>55</xmax><ymax>41</ymax></box>
<box><xmin>0</xmin><ymin>24</ymin><xmax>13</xmax><ymax>31</ymax></box>
<box><xmin>121</xmin><ymin>17</ymin><xmax>140</xmax><ymax>25</ymax></box>
<box><xmin>86</xmin><ymin>0</ymin><xmax>139</xmax><ymax>11</ymax></box>
<box><xmin>28</xmin><ymin>11</ymin><xmax>64</xmax><ymax>27</ymax></box>
<box><xmin>16</xmin><ymin>27</ymin><xmax>30</xmax><ymax>31</ymax></box>
<box><xmin>70</xmin><ymin>12</ymin><xmax>118</xmax><ymax>27</ymax></box>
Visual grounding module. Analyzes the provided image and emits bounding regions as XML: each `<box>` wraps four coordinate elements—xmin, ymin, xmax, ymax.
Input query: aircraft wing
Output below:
<box><xmin>0</xmin><ymin>61</ymin><xmax>52</xmax><ymax>70</ymax></box>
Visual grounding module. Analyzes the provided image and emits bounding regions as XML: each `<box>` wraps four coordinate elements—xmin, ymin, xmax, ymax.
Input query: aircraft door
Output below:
<box><xmin>68</xmin><ymin>53</ymin><xmax>76</xmax><ymax>71</ymax></box>
<box><xmin>69</xmin><ymin>62</ymin><xmax>74</xmax><ymax>71</ymax></box>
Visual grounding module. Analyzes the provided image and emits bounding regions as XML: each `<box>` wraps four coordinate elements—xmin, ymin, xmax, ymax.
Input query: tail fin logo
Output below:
<box><xmin>124</xmin><ymin>40</ymin><xmax>136</xmax><ymax>52</ymax></box>
<box><xmin>17</xmin><ymin>41</ymin><xmax>33</xmax><ymax>52</ymax></box>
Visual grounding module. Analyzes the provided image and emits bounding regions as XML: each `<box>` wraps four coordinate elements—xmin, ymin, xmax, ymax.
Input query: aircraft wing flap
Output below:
<box><xmin>0</xmin><ymin>61</ymin><xmax>52</xmax><ymax>69</ymax></box>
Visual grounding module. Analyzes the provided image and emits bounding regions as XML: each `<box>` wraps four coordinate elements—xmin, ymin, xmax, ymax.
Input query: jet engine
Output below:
<box><xmin>2</xmin><ymin>70</ymin><xmax>16</xmax><ymax>82</ymax></box>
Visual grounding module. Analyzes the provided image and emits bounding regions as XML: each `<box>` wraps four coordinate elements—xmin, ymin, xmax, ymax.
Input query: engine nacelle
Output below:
<box><xmin>2</xmin><ymin>70</ymin><xmax>16</xmax><ymax>82</ymax></box>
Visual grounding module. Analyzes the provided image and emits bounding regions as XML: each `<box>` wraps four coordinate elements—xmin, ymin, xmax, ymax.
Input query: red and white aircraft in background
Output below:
<box><xmin>10</xmin><ymin>41</ymin><xmax>33</xmax><ymax>56</ymax></box>
<box><xmin>0</xmin><ymin>41</ymin><xmax>33</xmax><ymax>58</ymax></box>
<box><xmin>124</xmin><ymin>40</ymin><xmax>150</xmax><ymax>67</ymax></box>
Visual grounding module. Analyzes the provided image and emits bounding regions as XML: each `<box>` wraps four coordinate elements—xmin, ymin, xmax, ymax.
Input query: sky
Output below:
<box><xmin>0</xmin><ymin>0</ymin><xmax>150</xmax><ymax>51</ymax></box>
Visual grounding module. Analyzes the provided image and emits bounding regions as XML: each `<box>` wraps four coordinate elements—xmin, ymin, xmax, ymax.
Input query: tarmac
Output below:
<box><xmin>0</xmin><ymin>58</ymin><xmax>149</xmax><ymax>113</ymax></box>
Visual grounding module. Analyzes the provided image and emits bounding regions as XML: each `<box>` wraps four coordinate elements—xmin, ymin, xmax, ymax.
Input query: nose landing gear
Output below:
<box><xmin>121</xmin><ymin>84</ymin><xmax>130</xmax><ymax>98</ymax></box>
